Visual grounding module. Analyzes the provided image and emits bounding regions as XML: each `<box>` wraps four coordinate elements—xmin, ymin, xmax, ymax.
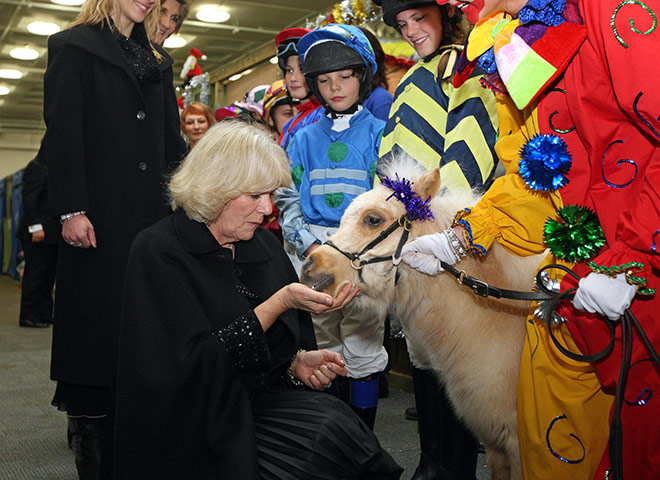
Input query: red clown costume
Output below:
<box><xmin>439</xmin><ymin>0</ymin><xmax>660</xmax><ymax>479</ymax></box>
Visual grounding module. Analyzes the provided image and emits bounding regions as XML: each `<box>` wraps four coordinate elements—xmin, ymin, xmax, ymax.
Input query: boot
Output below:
<box><xmin>350</xmin><ymin>376</ymin><xmax>379</xmax><ymax>430</ymax></box>
<box><xmin>410</xmin><ymin>366</ymin><xmax>479</xmax><ymax>480</ymax></box>
<box><xmin>68</xmin><ymin>417</ymin><xmax>104</xmax><ymax>480</ymax></box>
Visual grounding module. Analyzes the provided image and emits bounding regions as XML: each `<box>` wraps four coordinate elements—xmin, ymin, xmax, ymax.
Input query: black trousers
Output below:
<box><xmin>20</xmin><ymin>240</ymin><xmax>58</xmax><ymax>323</ymax></box>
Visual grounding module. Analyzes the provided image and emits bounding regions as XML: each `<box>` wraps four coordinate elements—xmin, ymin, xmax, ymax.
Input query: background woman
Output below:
<box><xmin>114</xmin><ymin>120</ymin><xmax>402</xmax><ymax>479</ymax></box>
<box><xmin>43</xmin><ymin>0</ymin><xmax>186</xmax><ymax>476</ymax></box>
<box><xmin>180</xmin><ymin>101</ymin><xmax>215</xmax><ymax>150</ymax></box>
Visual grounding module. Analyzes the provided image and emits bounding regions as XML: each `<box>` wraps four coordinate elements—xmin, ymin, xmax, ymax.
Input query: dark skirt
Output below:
<box><xmin>254</xmin><ymin>389</ymin><xmax>402</xmax><ymax>480</ymax></box>
<box><xmin>51</xmin><ymin>381</ymin><xmax>110</xmax><ymax>417</ymax></box>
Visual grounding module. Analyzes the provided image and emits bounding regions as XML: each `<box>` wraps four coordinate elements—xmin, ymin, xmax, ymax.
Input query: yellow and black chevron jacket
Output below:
<box><xmin>378</xmin><ymin>46</ymin><xmax>499</xmax><ymax>192</ymax></box>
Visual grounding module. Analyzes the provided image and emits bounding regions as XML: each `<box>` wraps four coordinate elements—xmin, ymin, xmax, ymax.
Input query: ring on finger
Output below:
<box><xmin>76</xmin><ymin>243</ymin><xmax>83</xmax><ymax>247</ymax></box>
<box><xmin>322</xmin><ymin>383</ymin><xmax>332</xmax><ymax>390</ymax></box>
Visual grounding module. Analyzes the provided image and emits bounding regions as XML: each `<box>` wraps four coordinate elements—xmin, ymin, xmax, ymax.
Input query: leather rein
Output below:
<box><xmin>325</xmin><ymin>214</ymin><xmax>552</xmax><ymax>301</ymax></box>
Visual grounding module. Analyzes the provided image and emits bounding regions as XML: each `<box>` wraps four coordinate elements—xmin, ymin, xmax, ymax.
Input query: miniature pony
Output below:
<box><xmin>301</xmin><ymin>156</ymin><xmax>544</xmax><ymax>480</ymax></box>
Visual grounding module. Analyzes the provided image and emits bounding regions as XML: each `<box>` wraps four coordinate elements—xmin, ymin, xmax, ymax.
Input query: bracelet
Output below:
<box><xmin>444</xmin><ymin>228</ymin><xmax>467</xmax><ymax>259</ymax></box>
<box><xmin>288</xmin><ymin>349</ymin><xmax>306</xmax><ymax>386</ymax></box>
<box><xmin>60</xmin><ymin>211</ymin><xmax>86</xmax><ymax>224</ymax></box>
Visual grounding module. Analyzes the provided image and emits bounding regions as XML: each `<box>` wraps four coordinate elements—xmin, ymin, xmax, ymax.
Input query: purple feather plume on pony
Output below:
<box><xmin>382</xmin><ymin>174</ymin><xmax>434</xmax><ymax>222</ymax></box>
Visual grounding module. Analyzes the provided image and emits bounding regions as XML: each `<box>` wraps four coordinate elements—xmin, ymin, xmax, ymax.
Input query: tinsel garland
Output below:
<box><xmin>182</xmin><ymin>72</ymin><xmax>210</xmax><ymax>108</ymax></box>
<box><xmin>544</xmin><ymin>205</ymin><xmax>605</xmax><ymax>263</ymax></box>
<box><xmin>307</xmin><ymin>0</ymin><xmax>382</xmax><ymax>28</ymax></box>
<box><xmin>519</xmin><ymin>134</ymin><xmax>572</xmax><ymax>191</ymax></box>
<box><xmin>588</xmin><ymin>261</ymin><xmax>655</xmax><ymax>295</ymax></box>
<box><xmin>382</xmin><ymin>174</ymin><xmax>434</xmax><ymax>221</ymax></box>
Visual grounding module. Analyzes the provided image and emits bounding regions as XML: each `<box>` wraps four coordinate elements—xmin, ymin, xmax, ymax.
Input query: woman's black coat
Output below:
<box><xmin>114</xmin><ymin>210</ymin><xmax>317</xmax><ymax>479</ymax></box>
<box><xmin>43</xmin><ymin>22</ymin><xmax>186</xmax><ymax>386</ymax></box>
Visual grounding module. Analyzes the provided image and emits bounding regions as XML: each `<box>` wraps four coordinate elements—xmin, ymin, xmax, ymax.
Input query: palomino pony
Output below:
<box><xmin>300</xmin><ymin>158</ymin><xmax>543</xmax><ymax>480</ymax></box>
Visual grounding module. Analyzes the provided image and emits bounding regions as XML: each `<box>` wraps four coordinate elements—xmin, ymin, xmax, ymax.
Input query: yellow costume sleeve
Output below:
<box><xmin>453</xmin><ymin>96</ymin><xmax>563</xmax><ymax>257</ymax></box>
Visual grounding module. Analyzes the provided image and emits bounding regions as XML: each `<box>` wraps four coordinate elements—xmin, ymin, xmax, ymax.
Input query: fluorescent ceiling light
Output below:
<box><xmin>0</xmin><ymin>86</ymin><xmax>10</xmax><ymax>95</ymax></box>
<box><xmin>0</xmin><ymin>69</ymin><xmax>23</xmax><ymax>79</ymax></box>
<box><xmin>228</xmin><ymin>74</ymin><xmax>242</xmax><ymax>81</ymax></box>
<box><xmin>269</xmin><ymin>56</ymin><xmax>278</xmax><ymax>64</ymax></box>
<box><xmin>196</xmin><ymin>5</ymin><xmax>230</xmax><ymax>23</ymax></box>
<box><xmin>27</xmin><ymin>21</ymin><xmax>61</xmax><ymax>36</ymax></box>
<box><xmin>164</xmin><ymin>34</ymin><xmax>187</xmax><ymax>49</ymax></box>
<box><xmin>10</xmin><ymin>46</ymin><xmax>39</xmax><ymax>60</ymax></box>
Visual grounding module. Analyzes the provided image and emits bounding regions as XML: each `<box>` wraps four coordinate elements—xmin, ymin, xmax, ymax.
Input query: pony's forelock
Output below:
<box><xmin>377</xmin><ymin>152</ymin><xmax>428</xmax><ymax>183</ymax></box>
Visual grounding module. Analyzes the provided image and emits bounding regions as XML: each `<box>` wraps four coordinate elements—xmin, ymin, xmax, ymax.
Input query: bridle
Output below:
<box><xmin>325</xmin><ymin>214</ymin><xmax>412</xmax><ymax>275</ymax></box>
<box><xmin>325</xmin><ymin>213</ymin><xmax>552</xmax><ymax>301</ymax></box>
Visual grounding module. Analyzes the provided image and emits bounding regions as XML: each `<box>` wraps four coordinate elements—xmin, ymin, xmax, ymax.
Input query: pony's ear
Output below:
<box><xmin>415</xmin><ymin>168</ymin><xmax>441</xmax><ymax>200</ymax></box>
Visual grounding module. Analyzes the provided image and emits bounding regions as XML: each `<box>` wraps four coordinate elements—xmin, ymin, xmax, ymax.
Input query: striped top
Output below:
<box><xmin>379</xmin><ymin>47</ymin><xmax>499</xmax><ymax>192</ymax></box>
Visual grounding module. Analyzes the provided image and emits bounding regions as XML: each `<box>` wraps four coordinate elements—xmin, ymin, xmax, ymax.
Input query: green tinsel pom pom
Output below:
<box><xmin>544</xmin><ymin>205</ymin><xmax>606</xmax><ymax>263</ymax></box>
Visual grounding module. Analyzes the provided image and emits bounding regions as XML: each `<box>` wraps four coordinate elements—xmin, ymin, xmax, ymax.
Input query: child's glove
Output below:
<box><xmin>572</xmin><ymin>272</ymin><xmax>636</xmax><ymax>321</ymax></box>
<box><xmin>395</xmin><ymin>232</ymin><xmax>461</xmax><ymax>276</ymax></box>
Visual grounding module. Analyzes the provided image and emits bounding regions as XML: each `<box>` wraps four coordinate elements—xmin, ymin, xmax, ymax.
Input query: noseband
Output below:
<box><xmin>325</xmin><ymin>215</ymin><xmax>412</xmax><ymax>272</ymax></box>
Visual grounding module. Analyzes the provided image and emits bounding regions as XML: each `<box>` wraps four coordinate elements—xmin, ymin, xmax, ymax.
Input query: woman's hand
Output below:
<box><xmin>62</xmin><ymin>214</ymin><xmax>97</xmax><ymax>248</ymax></box>
<box><xmin>255</xmin><ymin>283</ymin><xmax>359</xmax><ymax>332</ymax></box>
<box><xmin>280</xmin><ymin>282</ymin><xmax>359</xmax><ymax>315</ymax></box>
<box><xmin>293</xmin><ymin>349</ymin><xmax>347</xmax><ymax>390</ymax></box>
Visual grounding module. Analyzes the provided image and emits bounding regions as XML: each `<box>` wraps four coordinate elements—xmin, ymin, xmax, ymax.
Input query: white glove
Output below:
<box><xmin>395</xmin><ymin>232</ymin><xmax>461</xmax><ymax>276</ymax></box>
<box><xmin>572</xmin><ymin>272</ymin><xmax>637</xmax><ymax>321</ymax></box>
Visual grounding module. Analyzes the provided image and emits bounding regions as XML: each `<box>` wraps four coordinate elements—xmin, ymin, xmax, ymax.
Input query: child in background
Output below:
<box><xmin>234</xmin><ymin>84</ymin><xmax>269</xmax><ymax>124</ymax></box>
<box><xmin>275</xmin><ymin>28</ymin><xmax>323</xmax><ymax>150</ymax></box>
<box><xmin>262</xmin><ymin>80</ymin><xmax>299</xmax><ymax>140</ymax></box>
<box><xmin>359</xmin><ymin>27</ymin><xmax>393</xmax><ymax>122</ymax></box>
<box><xmin>275</xmin><ymin>24</ymin><xmax>386</xmax><ymax>430</ymax></box>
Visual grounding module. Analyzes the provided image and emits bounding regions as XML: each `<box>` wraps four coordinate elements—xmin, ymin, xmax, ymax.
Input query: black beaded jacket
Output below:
<box><xmin>114</xmin><ymin>208</ymin><xmax>317</xmax><ymax>479</ymax></box>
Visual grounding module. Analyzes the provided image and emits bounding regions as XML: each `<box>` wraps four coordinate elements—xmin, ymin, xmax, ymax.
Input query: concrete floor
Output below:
<box><xmin>0</xmin><ymin>274</ymin><xmax>491</xmax><ymax>479</ymax></box>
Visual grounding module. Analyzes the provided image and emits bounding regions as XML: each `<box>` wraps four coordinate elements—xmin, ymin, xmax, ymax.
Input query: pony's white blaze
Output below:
<box><xmin>301</xmin><ymin>155</ymin><xmax>543</xmax><ymax>480</ymax></box>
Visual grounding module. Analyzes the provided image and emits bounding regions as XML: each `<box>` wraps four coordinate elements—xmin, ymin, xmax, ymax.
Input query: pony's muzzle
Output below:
<box><xmin>301</xmin><ymin>255</ymin><xmax>335</xmax><ymax>293</ymax></box>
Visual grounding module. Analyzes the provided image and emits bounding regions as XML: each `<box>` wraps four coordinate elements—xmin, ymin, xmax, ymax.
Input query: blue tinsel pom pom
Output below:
<box><xmin>519</xmin><ymin>134</ymin><xmax>572</xmax><ymax>192</ymax></box>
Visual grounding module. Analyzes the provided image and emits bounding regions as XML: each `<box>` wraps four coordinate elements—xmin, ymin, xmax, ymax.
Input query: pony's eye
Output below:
<box><xmin>364</xmin><ymin>214</ymin><xmax>383</xmax><ymax>227</ymax></box>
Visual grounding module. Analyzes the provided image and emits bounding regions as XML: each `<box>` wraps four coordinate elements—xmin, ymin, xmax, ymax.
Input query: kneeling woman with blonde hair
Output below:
<box><xmin>114</xmin><ymin>120</ymin><xmax>403</xmax><ymax>480</ymax></box>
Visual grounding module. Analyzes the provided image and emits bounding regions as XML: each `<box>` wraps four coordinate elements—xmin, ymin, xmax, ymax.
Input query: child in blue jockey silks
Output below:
<box><xmin>275</xmin><ymin>24</ymin><xmax>386</xmax><ymax>430</ymax></box>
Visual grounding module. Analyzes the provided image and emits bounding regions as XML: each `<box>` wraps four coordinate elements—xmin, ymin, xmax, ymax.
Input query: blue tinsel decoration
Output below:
<box><xmin>519</xmin><ymin>134</ymin><xmax>572</xmax><ymax>191</ymax></box>
<box><xmin>382</xmin><ymin>174</ymin><xmax>434</xmax><ymax>222</ymax></box>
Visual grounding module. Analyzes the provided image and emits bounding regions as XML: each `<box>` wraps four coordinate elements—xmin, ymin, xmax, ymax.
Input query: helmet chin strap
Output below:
<box><xmin>324</xmin><ymin>102</ymin><xmax>359</xmax><ymax>118</ymax></box>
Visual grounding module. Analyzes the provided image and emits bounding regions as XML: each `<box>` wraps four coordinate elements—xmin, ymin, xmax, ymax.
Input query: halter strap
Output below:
<box><xmin>325</xmin><ymin>215</ymin><xmax>411</xmax><ymax>271</ymax></box>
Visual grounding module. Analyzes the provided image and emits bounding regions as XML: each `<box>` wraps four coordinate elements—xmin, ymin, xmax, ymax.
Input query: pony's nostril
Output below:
<box><xmin>302</xmin><ymin>255</ymin><xmax>315</xmax><ymax>276</ymax></box>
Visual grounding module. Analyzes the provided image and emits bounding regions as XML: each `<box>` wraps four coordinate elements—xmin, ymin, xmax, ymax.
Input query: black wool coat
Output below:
<box><xmin>43</xmin><ymin>22</ymin><xmax>186</xmax><ymax>386</ymax></box>
<box><xmin>114</xmin><ymin>210</ymin><xmax>317</xmax><ymax>479</ymax></box>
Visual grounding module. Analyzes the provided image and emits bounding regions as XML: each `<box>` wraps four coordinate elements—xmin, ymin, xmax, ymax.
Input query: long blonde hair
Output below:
<box><xmin>68</xmin><ymin>0</ymin><xmax>160</xmax><ymax>38</ymax></box>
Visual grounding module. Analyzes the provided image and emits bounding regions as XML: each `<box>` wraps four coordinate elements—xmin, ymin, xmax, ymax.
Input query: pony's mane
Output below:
<box><xmin>377</xmin><ymin>152</ymin><xmax>482</xmax><ymax>227</ymax></box>
<box><xmin>377</xmin><ymin>151</ymin><xmax>427</xmax><ymax>182</ymax></box>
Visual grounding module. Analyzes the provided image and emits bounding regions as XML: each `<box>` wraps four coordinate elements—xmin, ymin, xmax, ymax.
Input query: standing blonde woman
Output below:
<box><xmin>43</xmin><ymin>0</ymin><xmax>186</xmax><ymax>476</ymax></box>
